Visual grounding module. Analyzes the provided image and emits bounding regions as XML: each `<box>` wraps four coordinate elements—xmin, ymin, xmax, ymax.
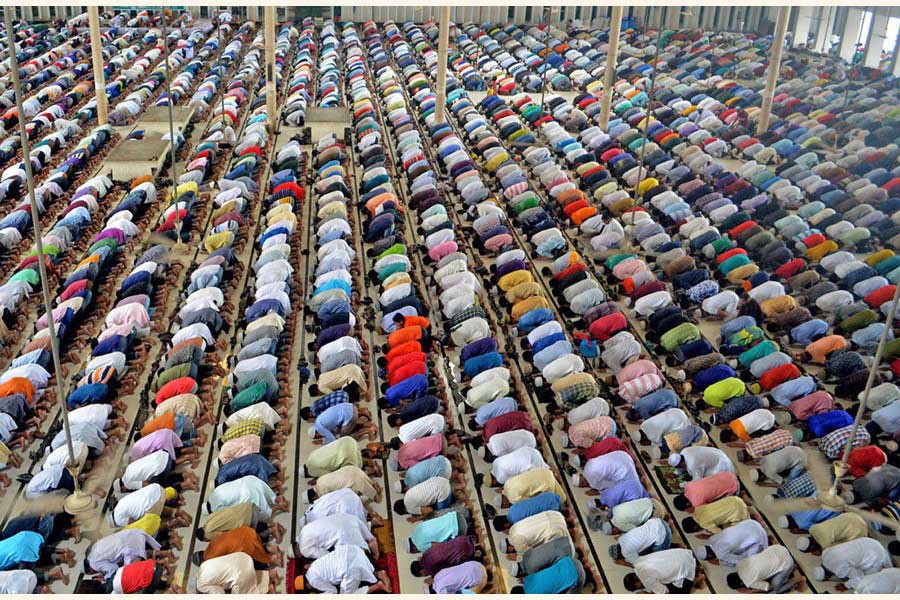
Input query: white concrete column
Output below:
<box><xmin>598</xmin><ymin>5</ymin><xmax>623</xmax><ymax>131</ymax></box>
<box><xmin>434</xmin><ymin>6</ymin><xmax>450</xmax><ymax>125</ymax></box>
<box><xmin>88</xmin><ymin>6</ymin><xmax>107</xmax><ymax>126</ymax></box>
<box><xmin>793</xmin><ymin>6</ymin><xmax>814</xmax><ymax>47</ymax></box>
<box><xmin>815</xmin><ymin>6</ymin><xmax>835</xmax><ymax>53</ymax></box>
<box><xmin>758</xmin><ymin>6</ymin><xmax>790</xmax><ymax>135</ymax></box>
<box><xmin>864</xmin><ymin>7</ymin><xmax>891</xmax><ymax>68</ymax></box>
<box><xmin>264</xmin><ymin>6</ymin><xmax>276</xmax><ymax>131</ymax></box>
<box><xmin>514</xmin><ymin>7</ymin><xmax>525</xmax><ymax>24</ymax></box>
<box><xmin>840</xmin><ymin>8</ymin><xmax>865</xmax><ymax>61</ymax></box>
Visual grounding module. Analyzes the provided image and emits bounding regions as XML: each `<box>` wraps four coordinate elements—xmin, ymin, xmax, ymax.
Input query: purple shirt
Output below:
<box><xmin>129</xmin><ymin>428</ymin><xmax>182</xmax><ymax>461</ymax></box>
<box><xmin>433</xmin><ymin>561</ymin><xmax>484</xmax><ymax>594</ymax></box>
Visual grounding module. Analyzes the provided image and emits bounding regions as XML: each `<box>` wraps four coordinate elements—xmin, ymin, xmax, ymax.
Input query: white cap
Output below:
<box><xmin>668</xmin><ymin>453</ymin><xmax>682</xmax><ymax>467</ymax></box>
<box><xmin>813</xmin><ymin>567</ymin><xmax>826</xmax><ymax>581</ymax></box>
<box><xmin>560</xmin><ymin>434</ymin><xmax>569</xmax><ymax>448</ymax></box>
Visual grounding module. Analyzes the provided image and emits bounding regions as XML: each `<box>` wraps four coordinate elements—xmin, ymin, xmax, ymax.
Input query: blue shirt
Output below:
<box><xmin>215</xmin><ymin>453</ymin><xmax>277</xmax><ymax>486</ymax></box>
<box><xmin>632</xmin><ymin>388</ymin><xmax>679</xmax><ymax>419</ymax></box>
<box><xmin>463</xmin><ymin>352</ymin><xmax>504</xmax><ymax>379</ymax></box>
<box><xmin>405</xmin><ymin>455</ymin><xmax>452</xmax><ymax>488</ymax></box>
<box><xmin>534</xmin><ymin>340</ymin><xmax>574</xmax><ymax>371</ymax></box>
<box><xmin>314</xmin><ymin>403</ymin><xmax>356</xmax><ymax>443</ymax></box>
<box><xmin>806</xmin><ymin>410</ymin><xmax>854</xmax><ymax>439</ymax></box>
<box><xmin>523</xmin><ymin>556</ymin><xmax>580</xmax><ymax>593</ymax></box>
<box><xmin>601</xmin><ymin>480</ymin><xmax>650</xmax><ymax>509</ymax></box>
<box><xmin>475</xmin><ymin>396</ymin><xmax>518</xmax><ymax>427</ymax></box>
<box><xmin>384</xmin><ymin>373</ymin><xmax>429</xmax><ymax>406</ymax></box>
<box><xmin>692</xmin><ymin>364</ymin><xmax>737</xmax><ymax>392</ymax></box>
<box><xmin>0</xmin><ymin>531</ymin><xmax>43</xmax><ymax>569</ymax></box>
<box><xmin>771</xmin><ymin>375</ymin><xmax>818</xmax><ymax>406</ymax></box>
<box><xmin>721</xmin><ymin>315</ymin><xmax>757</xmax><ymax>341</ymax></box>
<box><xmin>518</xmin><ymin>308</ymin><xmax>554</xmax><ymax>333</ymax></box>
<box><xmin>311</xmin><ymin>390</ymin><xmax>350</xmax><ymax>417</ymax></box>
<box><xmin>507</xmin><ymin>492</ymin><xmax>562</xmax><ymax>524</ymax></box>
<box><xmin>790</xmin><ymin>319</ymin><xmax>829</xmax><ymax>345</ymax></box>
<box><xmin>531</xmin><ymin>331</ymin><xmax>566</xmax><ymax>354</ymax></box>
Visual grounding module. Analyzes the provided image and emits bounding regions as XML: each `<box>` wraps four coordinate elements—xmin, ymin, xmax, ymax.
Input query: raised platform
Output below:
<box><xmin>103</xmin><ymin>106</ymin><xmax>195</xmax><ymax>180</ymax></box>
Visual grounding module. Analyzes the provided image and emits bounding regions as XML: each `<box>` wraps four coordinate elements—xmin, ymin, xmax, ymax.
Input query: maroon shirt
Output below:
<box><xmin>418</xmin><ymin>535</ymin><xmax>475</xmax><ymax>577</ymax></box>
<box><xmin>482</xmin><ymin>411</ymin><xmax>533</xmax><ymax>443</ymax></box>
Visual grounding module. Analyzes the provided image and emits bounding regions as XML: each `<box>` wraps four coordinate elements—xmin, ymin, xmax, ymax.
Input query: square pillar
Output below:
<box><xmin>864</xmin><ymin>8</ymin><xmax>891</xmax><ymax>68</ymax></box>
<box><xmin>793</xmin><ymin>6</ymin><xmax>814</xmax><ymax>47</ymax></box>
<box><xmin>840</xmin><ymin>8</ymin><xmax>865</xmax><ymax>61</ymax></box>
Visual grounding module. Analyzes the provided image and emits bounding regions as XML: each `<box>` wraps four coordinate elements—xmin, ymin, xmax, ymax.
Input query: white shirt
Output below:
<box><xmin>491</xmin><ymin>446</ymin><xmax>549</xmax><ymax>484</ymax></box>
<box><xmin>706</xmin><ymin>518</ymin><xmax>769</xmax><ymax>567</ymax></box>
<box><xmin>633</xmin><ymin>548</ymin><xmax>696</xmax><ymax>594</ymax></box>
<box><xmin>397</xmin><ymin>414</ymin><xmax>445</xmax><ymax>444</ymax></box>
<box><xmin>403</xmin><ymin>476</ymin><xmax>451</xmax><ymax>515</ymax></box>
<box><xmin>303</xmin><ymin>487</ymin><xmax>368</xmax><ymax>525</ymax></box>
<box><xmin>821</xmin><ymin>537</ymin><xmax>892</xmax><ymax>588</ymax></box>
<box><xmin>486</xmin><ymin>429</ymin><xmax>536</xmax><ymax>458</ymax></box>
<box><xmin>566</xmin><ymin>397</ymin><xmax>610</xmax><ymax>425</ymax></box>
<box><xmin>678</xmin><ymin>446</ymin><xmax>735</xmax><ymax>481</ymax></box>
<box><xmin>113</xmin><ymin>484</ymin><xmax>166</xmax><ymax>526</ymax></box>
<box><xmin>305</xmin><ymin>544</ymin><xmax>377</xmax><ymax>594</ymax></box>
<box><xmin>120</xmin><ymin>450</ymin><xmax>170</xmax><ymax>491</ymax></box>
<box><xmin>297</xmin><ymin>513</ymin><xmax>373</xmax><ymax>559</ymax></box>
<box><xmin>195</xmin><ymin>552</ymin><xmax>268</xmax><ymax>594</ymax></box>
<box><xmin>736</xmin><ymin>544</ymin><xmax>794</xmax><ymax>591</ymax></box>
<box><xmin>618</xmin><ymin>517</ymin><xmax>669</xmax><ymax>563</ymax></box>
<box><xmin>854</xmin><ymin>568</ymin><xmax>900</xmax><ymax>593</ymax></box>
<box><xmin>88</xmin><ymin>529</ymin><xmax>161</xmax><ymax>577</ymax></box>
<box><xmin>640</xmin><ymin>408</ymin><xmax>691</xmax><ymax>446</ymax></box>
<box><xmin>0</xmin><ymin>570</ymin><xmax>36</xmax><ymax>593</ymax></box>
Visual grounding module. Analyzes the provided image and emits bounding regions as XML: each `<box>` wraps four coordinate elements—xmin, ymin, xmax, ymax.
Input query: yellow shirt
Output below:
<box><xmin>505</xmin><ymin>281</ymin><xmax>543</xmax><ymax>304</ymax></box>
<box><xmin>511</xmin><ymin>296</ymin><xmax>551</xmax><ymax>321</ymax></box>
<box><xmin>202</xmin><ymin>502</ymin><xmax>256</xmax><ymax>539</ymax></box>
<box><xmin>693</xmin><ymin>496</ymin><xmax>749</xmax><ymax>533</ymax></box>
<box><xmin>503</xmin><ymin>468</ymin><xmax>565</xmax><ymax>504</ymax></box>
<box><xmin>204</xmin><ymin>231</ymin><xmax>235</xmax><ymax>253</ymax></box>
<box><xmin>317</xmin><ymin>364</ymin><xmax>368</xmax><ymax>394</ymax></box>
<box><xmin>123</xmin><ymin>513</ymin><xmax>162</xmax><ymax>536</ymax></box>
<box><xmin>809</xmin><ymin>512</ymin><xmax>868</xmax><ymax>549</ymax></box>
<box><xmin>315</xmin><ymin>465</ymin><xmax>378</xmax><ymax>501</ymax></box>
<box><xmin>498</xmin><ymin>270</ymin><xmax>534</xmax><ymax>292</ymax></box>
<box><xmin>305</xmin><ymin>436</ymin><xmax>363</xmax><ymax>478</ymax></box>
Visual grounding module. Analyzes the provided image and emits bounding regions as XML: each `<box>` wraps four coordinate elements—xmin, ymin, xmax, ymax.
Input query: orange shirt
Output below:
<box><xmin>806</xmin><ymin>335</ymin><xmax>848</xmax><ymax>364</ymax></box>
<box><xmin>204</xmin><ymin>526</ymin><xmax>270</xmax><ymax>565</ymax></box>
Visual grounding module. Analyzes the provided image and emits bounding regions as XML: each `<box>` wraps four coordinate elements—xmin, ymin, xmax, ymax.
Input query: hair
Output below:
<box><xmin>299</xmin><ymin>407</ymin><xmax>313</xmax><ymax>421</ymax></box>
<box><xmin>387</xmin><ymin>413</ymin><xmax>403</xmax><ymax>428</ymax></box>
<box><xmin>726</xmin><ymin>573</ymin><xmax>743</xmax><ymax>589</ymax></box>
<box><xmin>672</xmin><ymin>494</ymin><xmax>691</xmax><ymax>511</ymax></box>
<box><xmin>623</xmin><ymin>573</ymin><xmax>642</xmax><ymax>592</ymax></box>
<box><xmin>393</xmin><ymin>499</ymin><xmax>407</xmax><ymax>515</ymax></box>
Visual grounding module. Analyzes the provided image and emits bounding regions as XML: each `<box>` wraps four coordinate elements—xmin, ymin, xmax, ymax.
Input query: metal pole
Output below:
<box><xmin>88</xmin><ymin>6</ymin><xmax>108</xmax><ymax>126</ymax></box>
<box><xmin>831</xmin><ymin>278</ymin><xmax>900</xmax><ymax>493</ymax></box>
<box><xmin>434</xmin><ymin>6</ymin><xmax>450</xmax><ymax>125</ymax></box>
<box><xmin>630</xmin><ymin>26</ymin><xmax>662</xmax><ymax>233</ymax></box>
<box><xmin>264</xmin><ymin>6</ymin><xmax>276</xmax><ymax>133</ymax></box>
<box><xmin>597</xmin><ymin>5</ymin><xmax>623</xmax><ymax>131</ymax></box>
<box><xmin>2</xmin><ymin>6</ymin><xmax>91</xmax><ymax>514</ymax></box>
<box><xmin>215</xmin><ymin>9</ymin><xmax>227</xmax><ymax>134</ymax></box>
<box><xmin>756</xmin><ymin>6</ymin><xmax>790</xmax><ymax>136</ymax></box>
<box><xmin>160</xmin><ymin>7</ymin><xmax>183</xmax><ymax>246</ymax></box>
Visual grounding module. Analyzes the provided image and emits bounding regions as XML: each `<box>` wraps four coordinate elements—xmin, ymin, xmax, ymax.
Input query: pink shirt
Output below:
<box><xmin>218</xmin><ymin>435</ymin><xmax>261</xmax><ymax>465</ymax></box>
<box><xmin>616</xmin><ymin>359</ymin><xmax>662</xmax><ymax>387</ymax></box>
<box><xmin>485</xmin><ymin>234</ymin><xmax>513</xmax><ymax>253</ymax></box>
<box><xmin>619</xmin><ymin>373</ymin><xmax>665</xmax><ymax>404</ymax></box>
<box><xmin>105</xmin><ymin>303</ymin><xmax>150</xmax><ymax>329</ymax></box>
<box><xmin>683</xmin><ymin>471</ymin><xmax>740</xmax><ymax>508</ymax></box>
<box><xmin>788</xmin><ymin>391</ymin><xmax>835</xmax><ymax>421</ymax></box>
<box><xmin>612</xmin><ymin>258</ymin><xmax>650</xmax><ymax>281</ymax></box>
<box><xmin>568</xmin><ymin>416</ymin><xmax>615</xmax><ymax>448</ymax></box>
<box><xmin>396</xmin><ymin>433</ymin><xmax>443</xmax><ymax>470</ymax></box>
<box><xmin>130</xmin><ymin>428</ymin><xmax>183</xmax><ymax>461</ymax></box>
<box><xmin>428</xmin><ymin>240</ymin><xmax>458</xmax><ymax>262</ymax></box>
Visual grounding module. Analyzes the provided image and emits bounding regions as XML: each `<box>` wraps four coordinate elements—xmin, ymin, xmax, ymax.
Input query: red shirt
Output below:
<box><xmin>865</xmin><ymin>285</ymin><xmax>896</xmax><ymax>309</ymax></box>
<box><xmin>119</xmin><ymin>559</ymin><xmax>157</xmax><ymax>593</ymax></box>
<box><xmin>582</xmin><ymin>437</ymin><xmax>633</xmax><ymax>462</ymax></box>
<box><xmin>388</xmin><ymin>360</ymin><xmax>427</xmax><ymax>386</ymax></box>
<box><xmin>396</xmin><ymin>434</ymin><xmax>443</xmax><ymax>470</ymax></box>
<box><xmin>759</xmin><ymin>363</ymin><xmax>801</xmax><ymax>391</ymax></box>
<box><xmin>774</xmin><ymin>258</ymin><xmax>807</xmax><ymax>280</ymax></box>
<box><xmin>385</xmin><ymin>340</ymin><xmax>422</xmax><ymax>362</ymax></box>
<box><xmin>847</xmin><ymin>445</ymin><xmax>887</xmax><ymax>478</ymax></box>
<box><xmin>482</xmin><ymin>411</ymin><xmax>533</xmax><ymax>443</ymax></box>
<box><xmin>589</xmin><ymin>311</ymin><xmax>628</xmax><ymax>342</ymax></box>
<box><xmin>154</xmin><ymin>377</ymin><xmax>198</xmax><ymax>405</ymax></box>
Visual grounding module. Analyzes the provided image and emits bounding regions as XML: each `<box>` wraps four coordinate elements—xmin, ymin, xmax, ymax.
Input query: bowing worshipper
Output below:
<box><xmin>84</xmin><ymin>529</ymin><xmax>167</xmax><ymax>581</ymax></box>
<box><xmin>694</xmin><ymin>518</ymin><xmax>770</xmax><ymax>566</ymax></box>
<box><xmin>302</xmin><ymin>437</ymin><xmax>383</xmax><ymax>479</ymax></box>
<box><xmin>301</xmin><ymin>400</ymin><xmax>377</xmax><ymax>444</ymax></box>
<box><xmin>0</xmin><ymin>530</ymin><xmax>75</xmax><ymax>582</ymax></box>
<box><xmin>622</xmin><ymin>548</ymin><xmax>701</xmax><ymax>593</ymax></box>
<box><xmin>607</xmin><ymin>517</ymin><xmax>674</xmax><ymax>565</ymax></box>
<box><xmin>195</xmin><ymin>552</ymin><xmax>273</xmax><ymax>593</ymax></box>
<box><xmin>725</xmin><ymin>545</ymin><xmax>798</xmax><ymax>593</ymax></box>
<box><xmin>295</xmin><ymin>544</ymin><xmax>391</xmax><ymax>594</ymax></box>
